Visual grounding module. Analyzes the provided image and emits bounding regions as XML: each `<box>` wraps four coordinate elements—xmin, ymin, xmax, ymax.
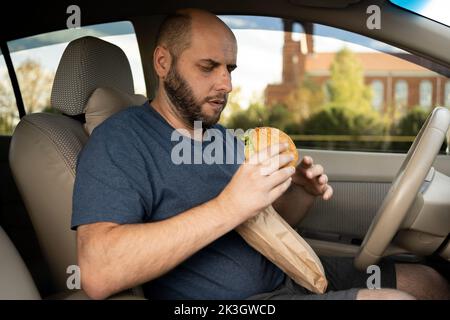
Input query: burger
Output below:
<box><xmin>242</xmin><ymin>127</ymin><xmax>299</xmax><ymax>167</ymax></box>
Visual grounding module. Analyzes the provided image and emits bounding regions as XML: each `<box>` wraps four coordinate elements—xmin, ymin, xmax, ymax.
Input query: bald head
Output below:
<box><xmin>153</xmin><ymin>9</ymin><xmax>237</xmax><ymax>129</ymax></box>
<box><xmin>156</xmin><ymin>8</ymin><xmax>236</xmax><ymax>61</ymax></box>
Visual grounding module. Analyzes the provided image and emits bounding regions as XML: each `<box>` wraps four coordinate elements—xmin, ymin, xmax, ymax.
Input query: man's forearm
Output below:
<box><xmin>78</xmin><ymin>197</ymin><xmax>243</xmax><ymax>299</ymax></box>
<box><xmin>273</xmin><ymin>184</ymin><xmax>315</xmax><ymax>227</ymax></box>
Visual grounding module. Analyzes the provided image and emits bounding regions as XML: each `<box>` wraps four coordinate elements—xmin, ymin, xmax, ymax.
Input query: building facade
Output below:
<box><xmin>265</xmin><ymin>21</ymin><xmax>450</xmax><ymax>113</ymax></box>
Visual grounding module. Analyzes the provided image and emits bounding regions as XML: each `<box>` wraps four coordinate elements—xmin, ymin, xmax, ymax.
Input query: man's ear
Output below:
<box><xmin>153</xmin><ymin>46</ymin><xmax>172</xmax><ymax>78</ymax></box>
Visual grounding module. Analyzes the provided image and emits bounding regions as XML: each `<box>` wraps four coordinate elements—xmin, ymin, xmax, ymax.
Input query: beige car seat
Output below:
<box><xmin>0</xmin><ymin>226</ymin><xmax>40</xmax><ymax>299</ymax></box>
<box><xmin>9</xmin><ymin>36</ymin><xmax>147</xmax><ymax>297</ymax></box>
<box><xmin>0</xmin><ymin>226</ymin><xmax>145</xmax><ymax>299</ymax></box>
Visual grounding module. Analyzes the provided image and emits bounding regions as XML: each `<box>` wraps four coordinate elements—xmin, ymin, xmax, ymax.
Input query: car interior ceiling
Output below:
<box><xmin>0</xmin><ymin>0</ymin><xmax>449</xmax><ymax>298</ymax></box>
<box><xmin>1</xmin><ymin>0</ymin><xmax>450</xmax><ymax>64</ymax></box>
<box><xmin>1</xmin><ymin>0</ymin><xmax>449</xmax><ymax>100</ymax></box>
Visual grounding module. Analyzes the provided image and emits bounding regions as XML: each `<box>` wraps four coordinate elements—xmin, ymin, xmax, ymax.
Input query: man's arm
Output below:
<box><xmin>273</xmin><ymin>184</ymin><xmax>315</xmax><ymax>227</ymax></box>
<box><xmin>78</xmin><ymin>197</ymin><xmax>240</xmax><ymax>300</ymax></box>
<box><xmin>77</xmin><ymin>143</ymin><xmax>294</xmax><ymax>299</ymax></box>
<box><xmin>273</xmin><ymin>155</ymin><xmax>333</xmax><ymax>227</ymax></box>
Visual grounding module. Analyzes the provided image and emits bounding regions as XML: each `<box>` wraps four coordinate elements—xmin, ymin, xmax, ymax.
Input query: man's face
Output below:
<box><xmin>163</xmin><ymin>24</ymin><xmax>237</xmax><ymax>129</ymax></box>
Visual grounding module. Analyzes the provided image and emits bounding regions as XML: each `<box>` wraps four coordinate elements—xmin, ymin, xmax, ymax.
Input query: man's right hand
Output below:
<box><xmin>217</xmin><ymin>143</ymin><xmax>296</xmax><ymax>222</ymax></box>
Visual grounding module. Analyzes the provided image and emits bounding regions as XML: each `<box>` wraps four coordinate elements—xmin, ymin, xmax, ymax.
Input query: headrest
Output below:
<box><xmin>83</xmin><ymin>87</ymin><xmax>148</xmax><ymax>135</ymax></box>
<box><xmin>50</xmin><ymin>36</ymin><xmax>135</xmax><ymax>116</ymax></box>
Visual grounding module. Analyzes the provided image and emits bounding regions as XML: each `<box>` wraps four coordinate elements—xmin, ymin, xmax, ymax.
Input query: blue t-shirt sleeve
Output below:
<box><xmin>71</xmin><ymin>123</ymin><xmax>152</xmax><ymax>230</ymax></box>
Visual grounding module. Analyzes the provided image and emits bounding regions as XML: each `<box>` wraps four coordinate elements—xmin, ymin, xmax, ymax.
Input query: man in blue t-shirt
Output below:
<box><xmin>72</xmin><ymin>9</ymin><xmax>449</xmax><ymax>300</ymax></box>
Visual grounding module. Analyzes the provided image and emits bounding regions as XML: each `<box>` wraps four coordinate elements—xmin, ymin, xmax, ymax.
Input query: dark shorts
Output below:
<box><xmin>247</xmin><ymin>256</ymin><xmax>397</xmax><ymax>300</ymax></box>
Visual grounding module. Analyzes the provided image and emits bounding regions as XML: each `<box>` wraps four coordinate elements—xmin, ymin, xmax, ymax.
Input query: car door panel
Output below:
<box><xmin>298</xmin><ymin>148</ymin><xmax>450</xmax><ymax>256</ymax></box>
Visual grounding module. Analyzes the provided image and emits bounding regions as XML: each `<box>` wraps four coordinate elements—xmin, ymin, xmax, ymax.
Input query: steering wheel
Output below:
<box><xmin>354</xmin><ymin>107</ymin><xmax>450</xmax><ymax>271</ymax></box>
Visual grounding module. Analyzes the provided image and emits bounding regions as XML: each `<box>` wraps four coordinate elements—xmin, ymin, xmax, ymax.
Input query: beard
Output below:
<box><xmin>164</xmin><ymin>62</ymin><xmax>227</xmax><ymax>129</ymax></box>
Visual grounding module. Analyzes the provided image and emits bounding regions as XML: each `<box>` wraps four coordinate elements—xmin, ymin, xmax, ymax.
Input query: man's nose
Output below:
<box><xmin>215</xmin><ymin>69</ymin><xmax>232</xmax><ymax>93</ymax></box>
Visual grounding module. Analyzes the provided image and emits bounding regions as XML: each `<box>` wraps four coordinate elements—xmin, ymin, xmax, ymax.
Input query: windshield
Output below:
<box><xmin>390</xmin><ymin>0</ymin><xmax>450</xmax><ymax>27</ymax></box>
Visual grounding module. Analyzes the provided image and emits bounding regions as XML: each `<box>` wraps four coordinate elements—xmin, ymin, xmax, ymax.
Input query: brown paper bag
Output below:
<box><xmin>236</xmin><ymin>205</ymin><xmax>328</xmax><ymax>294</ymax></box>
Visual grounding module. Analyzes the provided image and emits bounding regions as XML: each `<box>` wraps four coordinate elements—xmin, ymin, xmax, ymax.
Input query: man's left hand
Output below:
<box><xmin>291</xmin><ymin>156</ymin><xmax>333</xmax><ymax>201</ymax></box>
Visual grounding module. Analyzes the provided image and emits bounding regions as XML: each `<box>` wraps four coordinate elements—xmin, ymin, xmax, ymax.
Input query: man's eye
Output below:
<box><xmin>200</xmin><ymin>66</ymin><xmax>213</xmax><ymax>73</ymax></box>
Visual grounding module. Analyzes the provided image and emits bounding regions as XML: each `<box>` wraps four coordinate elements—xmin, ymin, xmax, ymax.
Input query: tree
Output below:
<box><xmin>285</xmin><ymin>75</ymin><xmax>325</xmax><ymax>124</ymax></box>
<box><xmin>0</xmin><ymin>59</ymin><xmax>54</xmax><ymax>135</ymax></box>
<box><xmin>15</xmin><ymin>59</ymin><xmax>53</xmax><ymax>113</ymax></box>
<box><xmin>225</xmin><ymin>100</ymin><xmax>299</xmax><ymax>133</ymax></box>
<box><xmin>302</xmin><ymin>105</ymin><xmax>384</xmax><ymax>136</ymax></box>
<box><xmin>327</xmin><ymin>47</ymin><xmax>373</xmax><ymax>113</ymax></box>
<box><xmin>300</xmin><ymin>104</ymin><xmax>385</xmax><ymax>150</ymax></box>
<box><xmin>293</xmin><ymin>47</ymin><xmax>390</xmax><ymax>150</ymax></box>
<box><xmin>265</xmin><ymin>103</ymin><xmax>296</xmax><ymax>132</ymax></box>
<box><xmin>394</xmin><ymin>107</ymin><xmax>428</xmax><ymax>136</ymax></box>
<box><xmin>391</xmin><ymin>107</ymin><xmax>431</xmax><ymax>153</ymax></box>
<box><xmin>219</xmin><ymin>86</ymin><xmax>243</xmax><ymax>126</ymax></box>
<box><xmin>0</xmin><ymin>110</ymin><xmax>14</xmax><ymax>134</ymax></box>
<box><xmin>225</xmin><ymin>102</ymin><xmax>266</xmax><ymax>131</ymax></box>
<box><xmin>0</xmin><ymin>70</ymin><xmax>17</xmax><ymax>135</ymax></box>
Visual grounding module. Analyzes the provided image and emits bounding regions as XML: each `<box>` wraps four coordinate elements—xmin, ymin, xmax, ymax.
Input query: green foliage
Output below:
<box><xmin>222</xmin><ymin>47</ymin><xmax>433</xmax><ymax>153</ymax></box>
<box><xmin>266</xmin><ymin>104</ymin><xmax>294</xmax><ymax>130</ymax></box>
<box><xmin>298</xmin><ymin>104</ymin><xmax>386</xmax><ymax>150</ymax></box>
<box><xmin>301</xmin><ymin>104</ymin><xmax>385</xmax><ymax>136</ymax></box>
<box><xmin>0</xmin><ymin>59</ymin><xmax>54</xmax><ymax>135</ymax></box>
<box><xmin>0</xmin><ymin>115</ymin><xmax>14</xmax><ymax>135</ymax></box>
<box><xmin>225</xmin><ymin>102</ymin><xmax>298</xmax><ymax>133</ymax></box>
<box><xmin>225</xmin><ymin>102</ymin><xmax>266</xmax><ymax>131</ymax></box>
<box><xmin>42</xmin><ymin>106</ymin><xmax>62</xmax><ymax>114</ymax></box>
<box><xmin>219</xmin><ymin>86</ymin><xmax>243</xmax><ymax>126</ymax></box>
<box><xmin>390</xmin><ymin>107</ymin><xmax>433</xmax><ymax>152</ymax></box>
<box><xmin>327</xmin><ymin>48</ymin><xmax>373</xmax><ymax>113</ymax></box>
<box><xmin>394</xmin><ymin>107</ymin><xmax>428</xmax><ymax>136</ymax></box>
<box><xmin>286</xmin><ymin>75</ymin><xmax>325</xmax><ymax>123</ymax></box>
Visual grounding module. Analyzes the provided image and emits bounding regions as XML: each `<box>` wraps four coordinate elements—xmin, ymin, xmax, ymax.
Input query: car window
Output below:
<box><xmin>390</xmin><ymin>0</ymin><xmax>450</xmax><ymax>28</ymax></box>
<box><xmin>0</xmin><ymin>49</ymin><xmax>19</xmax><ymax>136</ymax></box>
<box><xmin>6</xmin><ymin>21</ymin><xmax>146</xmax><ymax>116</ymax></box>
<box><xmin>219</xmin><ymin>15</ymin><xmax>450</xmax><ymax>154</ymax></box>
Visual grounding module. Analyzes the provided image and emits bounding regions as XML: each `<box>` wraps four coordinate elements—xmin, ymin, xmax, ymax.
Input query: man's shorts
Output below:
<box><xmin>247</xmin><ymin>256</ymin><xmax>397</xmax><ymax>300</ymax></box>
